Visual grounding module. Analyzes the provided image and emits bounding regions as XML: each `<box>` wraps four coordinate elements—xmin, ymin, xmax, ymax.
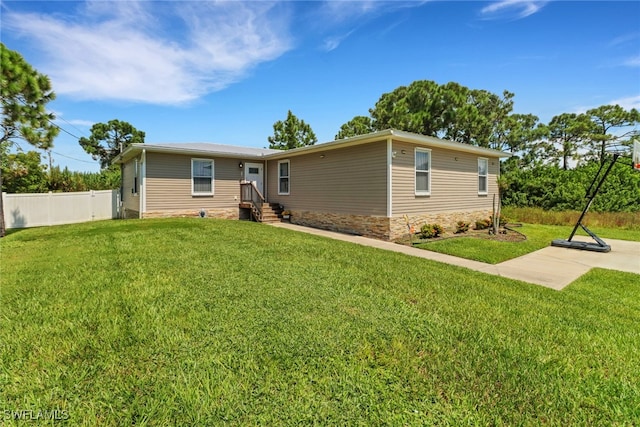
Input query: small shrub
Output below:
<box><xmin>455</xmin><ymin>221</ymin><xmax>470</xmax><ymax>234</ymax></box>
<box><xmin>475</xmin><ymin>218</ymin><xmax>491</xmax><ymax>230</ymax></box>
<box><xmin>420</xmin><ymin>223</ymin><xmax>444</xmax><ymax>239</ymax></box>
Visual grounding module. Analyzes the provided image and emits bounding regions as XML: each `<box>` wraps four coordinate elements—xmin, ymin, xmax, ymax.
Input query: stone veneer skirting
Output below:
<box><xmin>389</xmin><ymin>209</ymin><xmax>493</xmax><ymax>241</ymax></box>
<box><xmin>142</xmin><ymin>208</ymin><xmax>239</xmax><ymax>220</ymax></box>
<box><xmin>291</xmin><ymin>211</ymin><xmax>391</xmax><ymax>240</ymax></box>
<box><xmin>290</xmin><ymin>208</ymin><xmax>493</xmax><ymax>241</ymax></box>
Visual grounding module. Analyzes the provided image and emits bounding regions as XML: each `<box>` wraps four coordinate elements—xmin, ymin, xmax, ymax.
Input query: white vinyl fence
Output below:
<box><xmin>2</xmin><ymin>190</ymin><xmax>120</xmax><ymax>229</ymax></box>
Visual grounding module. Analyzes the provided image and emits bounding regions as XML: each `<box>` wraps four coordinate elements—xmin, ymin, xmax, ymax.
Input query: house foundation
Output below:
<box><xmin>390</xmin><ymin>209</ymin><xmax>494</xmax><ymax>240</ymax></box>
<box><xmin>142</xmin><ymin>208</ymin><xmax>239</xmax><ymax>220</ymax></box>
<box><xmin>288</xmin><ymin>208</ymin><xmax>494</xmax><ymax>241</ymax></box>
<box><xmin>290</xmin><ymin>210</ymin><xmax>391</xmax><ymax>240</ymax></box>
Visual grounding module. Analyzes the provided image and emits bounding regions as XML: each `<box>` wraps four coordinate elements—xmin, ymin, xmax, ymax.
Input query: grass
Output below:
<box><xmin>1</xmin><ymin>218</ymin><xmax>640</xmax><ymax>425</ymax></box>
<box><xmin>502</xmin><ymin>206</ymin><xmax>640</xmax><ymax>230</ymax></box>
<box><xmin>414</xmin><ymin>223</ymin><xmax>640</xmax><ymax>264</ymax></box>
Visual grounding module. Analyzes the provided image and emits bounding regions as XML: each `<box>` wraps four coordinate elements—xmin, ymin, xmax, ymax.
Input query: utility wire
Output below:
<box><xmin>50</xmin><ymin>150</ymin><xmax>96</xmax><ymax>164</ymax></box>
<box><xmin>54</xmin><ymin>115</ymin><xmax>90</xmax><ymax>138</ymax></box>
<box><xmin>12</xmin><ymin>99</ymin><xmax>99</xmax><ymax>167</ymax></box>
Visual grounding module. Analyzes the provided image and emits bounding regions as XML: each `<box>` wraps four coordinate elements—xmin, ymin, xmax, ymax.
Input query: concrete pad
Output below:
<box><xmin>488</xmin><ymin>250</ymin><xmax>592</xmax><ymax>290</ymax></box>
<box><xmin>268</xmin><ymin>222</ymin><xmax>640</xmax><ymax>290</ymax></box>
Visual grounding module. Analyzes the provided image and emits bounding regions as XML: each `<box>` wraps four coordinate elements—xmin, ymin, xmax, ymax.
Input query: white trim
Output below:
<box><xmin>414</xmin><ymin>147</ymin><xmax>431</xmax><ymax>196</ymax></box>
<box><xmin>191</xmin><ymin>158</ymin><xmax>214</xmax><ymax>196</ymax></box>
<box><xmin>277</xmin><ymin>160</ymin><xmax>290</xmax><ymax>195</ymax></box>
<box><xmin>264</xmin><ymin>160</ymin><xmax>268</xmax><ymax>202</ymax></box>
<box><xmin>113</xmin><ymin>129</ymin><xmax>510</xmax><ymax>166</ymax></box>
<box><xmin>478</xmin><ymin>157</ymin><xmax>488</xmax><ymax>195</ymax></box>
<box><xmin>262</xmin><ymin>129</ymin><xmax>511</xmax><ymax>160</ymax></box>
<box><xmin>141</xmin><ymin>149</ymin><xmax>147</xmax><ymax>213</ymax></box>
<box><xmin>387</xmin><ymin>138</ymin><xmax>393</xmax><ymax>217</ymax></box>
<box><xmin>244</xmin><ymin>162</ymin><xmax>264</xmax><ymax>195</ymax></box>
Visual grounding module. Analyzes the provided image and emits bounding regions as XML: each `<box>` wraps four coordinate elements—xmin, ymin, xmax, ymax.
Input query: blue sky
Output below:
<box><xmin>2</xmin><ymin>0</ymin><xmax>639</xmax><ymax>172</ymax></box>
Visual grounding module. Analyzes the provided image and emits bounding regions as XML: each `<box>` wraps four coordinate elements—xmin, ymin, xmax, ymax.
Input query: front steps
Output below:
<box><xmin>260</xmin><ymin>203</ymin><xmax>284</xmax><ymax>223</ymax></box>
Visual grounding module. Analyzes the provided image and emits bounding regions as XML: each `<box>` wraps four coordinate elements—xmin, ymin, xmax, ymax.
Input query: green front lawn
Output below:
<box><xmin>1</xmin><ymin>219</ymin><xmax>639</xmax><ymax>425</ymax></box>
<box><xmin>414</xmin><ymin>223</ymin><xmax>640</xmax><ymax>264</ymax></box>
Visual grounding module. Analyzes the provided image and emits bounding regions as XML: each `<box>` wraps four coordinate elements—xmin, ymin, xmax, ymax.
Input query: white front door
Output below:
<box><xmin>245</xmin><ymin>162</ymin><xmax>264</xmax><ymax>195</ymax></box>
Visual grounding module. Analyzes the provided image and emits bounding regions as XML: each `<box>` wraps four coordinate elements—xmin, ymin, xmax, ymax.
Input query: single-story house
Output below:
<box><xmin>113</xmin><ymin>129</ymin><xmax>510</xmax><ymax>240</ymax></box>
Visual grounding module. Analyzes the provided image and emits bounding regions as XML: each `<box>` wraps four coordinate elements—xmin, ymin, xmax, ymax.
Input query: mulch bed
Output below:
<box><xmin>396</xmin><ymin>225</ymin><xmax>527</xmax><ymax>245</ymax></box>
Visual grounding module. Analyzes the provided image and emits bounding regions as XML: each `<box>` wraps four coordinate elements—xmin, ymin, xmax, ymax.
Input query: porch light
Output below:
<box><xmin>239</xmin><ymin>162</ymin><xmax>243</xmax><ymax>168</ymax></box>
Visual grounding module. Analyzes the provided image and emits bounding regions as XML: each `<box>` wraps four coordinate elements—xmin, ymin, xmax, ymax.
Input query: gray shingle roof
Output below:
<box><xmin>147</xmin><ymin>142</ymin><xmax>279</xmax><ymax>157</ymax></box>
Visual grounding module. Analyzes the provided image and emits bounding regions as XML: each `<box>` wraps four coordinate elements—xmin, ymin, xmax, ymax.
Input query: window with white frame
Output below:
<box><xmin>478</xmin><ymin>158</ymin><xmax>488</xmax><ymax>194</ymax></box>
<box><xmin>192</xmin><ymin>159</ymin><xmax>214</xmax><ymax>195</ymax></box>
<box><xmin>278</xmin><ymin>160</ymin><xmax>290</xmax><ymax>195</ymax></box>
<box><xmin>415</xmin><ymin>148</ymin><xmax>431</xmax><ymax>195</ymax></box>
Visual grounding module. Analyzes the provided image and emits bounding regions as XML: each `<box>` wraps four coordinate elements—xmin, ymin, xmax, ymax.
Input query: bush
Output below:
<box><xmin>475</xmin><ymin>218</ymin><xmax>491</xmax><ymax>230</ymax></box>
<box><xmin>420</xmin><ymin>223</ymin><xmax>444</xmax><ymax>238</ymax></box>
<box><xmin>500</xmin><ymin>161</ymin><xmax>640</xmax><ymax>213</ymax></box>
<box><xmin>455</xmin><ymin>221</ymin><xmax>470</xmax><ymax>234</ymax></box>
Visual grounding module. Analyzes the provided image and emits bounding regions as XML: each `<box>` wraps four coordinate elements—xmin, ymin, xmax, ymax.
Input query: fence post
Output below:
<box><xmin>1</xmin><ymin>192</ymin><xmax>5</xmax><ymax>230</ymax></box>
<box><xmin>90</xmin><ymin>190</ymin><xmax>95</xmax><ymax>221</ymax></box>
<box><xmin>48</xmin><ymin>192</ymin><xmax>53</xmax><ymax>226</ymax></box>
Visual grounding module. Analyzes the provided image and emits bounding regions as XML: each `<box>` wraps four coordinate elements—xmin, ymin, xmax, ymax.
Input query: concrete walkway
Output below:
<box><xmin>269</xmin><ymin>222</ymin><xmax>640</xmax><ymax>290</ymax></box>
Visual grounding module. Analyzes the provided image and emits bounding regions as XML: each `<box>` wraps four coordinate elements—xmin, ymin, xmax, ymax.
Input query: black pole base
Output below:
<box><xmin>551</xmin><ymin>239</ymin><xmax>611</xmax><ymax>253</ymax></box>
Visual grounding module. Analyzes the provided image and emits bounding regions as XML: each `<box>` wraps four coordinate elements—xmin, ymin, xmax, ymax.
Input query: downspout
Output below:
<box><xmin>386</xmin><ymin>137</ymin><xmax>393</xmax><ymax>217</ymax></box>
<box><xmin>119</xmin><ymin>162</ymin><xmax>124</xmax><ymax>219</ymax></box>
<box><xmin>140</xmin><ymin>149</ymin><xmax>147</xmax><ymax>217</ymax></box>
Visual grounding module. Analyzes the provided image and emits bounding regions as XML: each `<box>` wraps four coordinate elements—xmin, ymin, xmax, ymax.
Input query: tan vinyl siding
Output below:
<box><xmin>145</xmin><ymin>153</ymin><xmax>247</xmax><ymax>211</ymax></box>
<box><xmin>267</xmin><ymin>141</ymin><xmax>387</xmax><ymax>216</ymax></box>
<box><xmin>391</xmin><ymin>141</ymin><xmax>500</xmax><ymax>215</ymax></box>
<box><xmin>121</xmin><ymin>155</ymin><xmax>140</xmax><ymax>213</ymax></box>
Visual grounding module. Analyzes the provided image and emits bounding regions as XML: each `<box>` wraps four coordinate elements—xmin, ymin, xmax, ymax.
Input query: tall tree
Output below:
<box><xmin>544</xmin><ymin>113</ymin><xmax>591</xmax><ymax>170</ymax></box>
<box><xmin>335</xmin><ymin>116</ymin><xmax>375</xmax><ymax>139</ymax></box>
<box><xmin>584</xmin><ymin>105</ymin><xmax>640</xmax><ymax>164</ymax></box>
<box><xmin>493</xmin><ymin>113</ymin><xmax>545</xmax><ymax>154</ymax></box>
<box><xmin>1</xmin><ymin>43</ymin><xmax>59</xmax><ymax>237</ymax></box>
<box><xmin>79</xmin><ymin>119</ymin><xmax>145</xmax><ymax>169</ymax></box>
<box><xmin>370</xmin><ymin>80</ymin><xmax>446</xmax><ymax>137</ymax></box>
<box><xmin>350</xmin><ymin>80</ymin><xmax>516</xmax><ymax>148</ymax></box>
<box><xmin>268</xmin><ymin>110</ymin><xmax>317</xmax><ymax>150</ymax></box>
<box><xmin>443</xmin><ymin>86</ymin><xmax>515</xmax><ymax>148</ymax></box>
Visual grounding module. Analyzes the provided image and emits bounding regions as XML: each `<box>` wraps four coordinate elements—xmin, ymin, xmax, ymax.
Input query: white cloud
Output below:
<box><xmin>572</xmin><ymin>95</ymin><xmax>640</xmax><ymax>116</ymax></box>
<box><xmin>4</xmin><ymin>1</ymin><xmax>292</xmax><ymax>105</ymax></box>
<box><xmin>480</xmin><ymin>0</ymin><xmax>548</xmax><ymax>20</ymax></box>
<box><xmin>608</xmin><ymin>95</ymin><xmax>640</xmax><ymax>111</ymax></box>
<box><xmin>608</xmin><ymin>32</ymin><xmax>640</xmax><ymax>48</ymax></box>
<box><xmin>314</xmin><ymin>1</ymin><xmax>428</xmax><ymax>51</ymax></box>
<box><xmin>623</xmin><ymin>55</ymin><xmax>640</xmax><ymax>67</ymax></box>
<box><xmin>322</xmin><ymin>30</ymin><xmax>355</xmax><ymax>52</ymax></box>
<box><xmin>64</xmin><ymin>119</ymin><xmax>95</xmax><ymax>128</ymax></box>
<box><xmin>318</xmin><ymin>0</ymin><xmax>380</xmax><ymax>23</ymax></box>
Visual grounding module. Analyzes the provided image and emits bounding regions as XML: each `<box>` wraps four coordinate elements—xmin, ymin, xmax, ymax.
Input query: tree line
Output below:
<box><xmin>273</xmin><ymin>80</ymin><xmax>640</xmax><ymax>213</ymax></box>
<box><xmin>334</xmin><ymin>80</ymin><xmax>638</xmax><ymax>169</ymax></box>
<box><xmin>1</xmin><ymin>43</ymin><xmax>146</xmax><ymax>236</ymax></box>
<box><xmin>0</xmin><ymin>150</ymin><xmax>120</xmax><ymax>193</ymax></box>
